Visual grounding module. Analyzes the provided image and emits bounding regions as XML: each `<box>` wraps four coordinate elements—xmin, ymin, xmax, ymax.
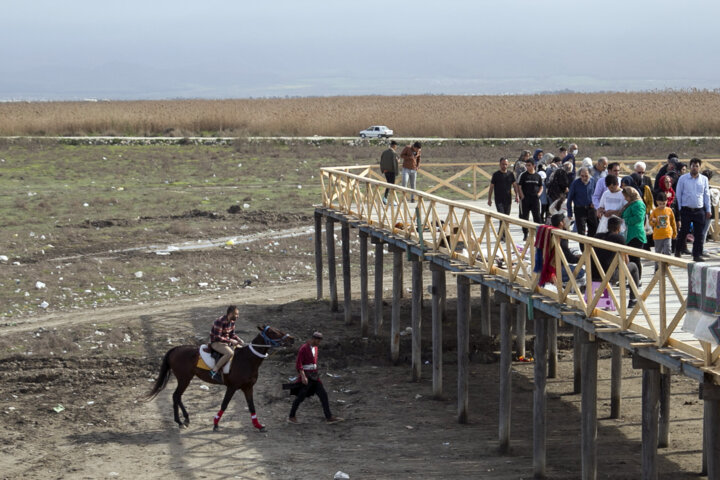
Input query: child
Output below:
<box><xmin>649</xmin><ymin>191</ymin><xmax>677</xmax><ymax>270</ymax></box>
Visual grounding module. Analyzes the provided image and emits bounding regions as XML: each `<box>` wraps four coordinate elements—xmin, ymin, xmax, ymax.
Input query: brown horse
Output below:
<box><xmin>143</xmin><ymin>325</ymin><xmax>294</xmax><ymax>432</ymax></box>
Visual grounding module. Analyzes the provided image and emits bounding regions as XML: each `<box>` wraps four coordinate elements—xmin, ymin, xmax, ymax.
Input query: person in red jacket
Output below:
<box><xmin>287</xmin><ymin>332</ymin><xmax>343</xmax><ymax>424</ymax></box>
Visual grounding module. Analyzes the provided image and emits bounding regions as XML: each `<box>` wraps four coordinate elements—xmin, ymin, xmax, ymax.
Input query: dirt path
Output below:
<box><xmin>0</xmin><ymin>278</ymin><xmax>707</xmax><ymax>479</ymax></box>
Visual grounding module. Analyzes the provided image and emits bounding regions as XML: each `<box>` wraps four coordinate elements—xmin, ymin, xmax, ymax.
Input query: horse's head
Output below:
<box><xmin>257</xmin><ymin>325</ymin><xmax>294</xmax><ymax>348</ymax></box>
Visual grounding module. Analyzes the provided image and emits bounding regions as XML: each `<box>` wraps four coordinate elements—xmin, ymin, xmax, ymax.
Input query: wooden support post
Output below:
<box><xmin>341</xmin><ymin>222</ymin><xmax>352</xmax><ymax>325</ymax></box>
<box><xmin>314</xmin><ymin>212</ymin><xmax>323</xmax><ymax>300</ymax></box>
<box><xmin>457</xmin><ymin>275</ymin><xmax>471</xmax><ymax>424</ymax></box>
<box><xmin>610</xmin><ymin>345</ymin><xmax>623</xmax><ymax>419</ymax></box>
<box><xmin>516</xmin><ymin>302</ymin><xmax>526</xmax><ymax>359</ymax></box>
<box><xmin>548</xmin><ymin>318</ymin><xmax>558</xmax><ymax>379</ymax></box>
<box><xmin>373</xmin><ymin>240</ymin><xmax>384</xmax><ymax>336</ymax></box>
<box><xmin>480</xmin><ymin>284</ymin><xmax>491</xmax><ymax>336</ymax></box>
<box><xmin>658</xmin><ymin>368</ymin><xmax>671</xmax><ymax>448</ymax></box>
<box><xmin>532</xmin><ymin>301</ymin><xmax>547</xmax><ymax>478</ymax></box>
<box><xmin>580</xmin><ymin>331</ymin><xmax>598</xmax><ymax>480</ymax></box>
<box><xmin>633</xmin><ymin>355</ymin><xmax>660</xmax><ymax>480</ymax></box>
<box><xmin>701</xmin><ymin>382</ymin><xmax>720</xmax><ymax>479</ymax></box>
<box><xmin>411</xmin><ymin>255</ymin><xmax>423</xmax><ymax>382</ymax></box>
<box><xmin>430</xmin><ymin>263</ymin><xmax>443</xmax><ymax>398</ymax></box>
<box><xmin>439</xmin><ymin>267</ymin><xmax>447</xmax><ymax>324</ymax></box>
<box><xmin>703</xmin><ymin>400</ymin><xmax>708</xmax><ymax>476</ymax></box>
<box><xmin>573</xmin><ymin>327</ymin><xmax>582</xmax><ymax>394</ymax></box>
<box><xmin>391</xmin><ymin>246</ymin><xmax>402</xmax><ymax>363</ymax></box>
<box><xmin>359</xmin><ymin>231</ymin><xmax>369</xmax><ymax>337</ymax></box>
<box><xmin>326</xmin><ymin>217</ymin><xmax>338</xmax><ymax>312</ymax></box>
<box><xmin>499</xmin><ymin>302</ymin><xmax>512</xmax><ymax>454</ymax></box>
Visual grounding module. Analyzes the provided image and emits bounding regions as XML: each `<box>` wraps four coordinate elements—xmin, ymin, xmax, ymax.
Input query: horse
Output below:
<box><xmin>143</xmin><ymin>325</ymin><xmax>294</xmax><ymax>432</ymax></box>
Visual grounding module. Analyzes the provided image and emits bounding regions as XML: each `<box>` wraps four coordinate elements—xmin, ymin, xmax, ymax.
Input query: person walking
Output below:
<box><xmin>287</xmin><ymin>332</ymin><xmax>343</xmax><ymax>424</ymax></box>
<box><xmin>675</xmin><ymin>157</ymin><xmax>711</xmax><ymax>262</ymax></box>
<box><xmin>649</xmin><ymin>191</ymin><xmax>677</xmax><ymax>271</ymax></box>
<box><xmin>620</xmin><ymin>186</ymin><xmax>647</xmax><ymax>279</ymax></box>
<box><xmin>488</xmin><ymin>157</ymin><xmax>518</xmax><ymax>240</ymax></box>
<box><xmin>209</xmin><ymin>306</ymin><xmax>245</xmax><ymax>380</ymax></box>
<box><xmin>566</xmin><ymin>166</ymin><xmax>597</xmax><ymax>239</ymax></box>
<box><xmin>515</xmin><ymin>157</ymin><xmax>543</xmax><ymax>240</ymax></box>
<box><xmin>379</xmin><ymin>140</ymin><xmax>399</xmax><ymax>204</ymax></box>
<box><xmin>400</xmin><ymin>141</ymin><xmax>422</xmax><ymax>202</ymax></box>
<box><xmin>592</xmin><ymin>162</ymin><xmax>621</xmax><ymax>210</ymax></box>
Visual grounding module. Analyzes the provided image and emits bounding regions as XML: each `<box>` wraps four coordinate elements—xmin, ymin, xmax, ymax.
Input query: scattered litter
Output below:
<box><xmin>405</xmin><ymin>425</ymin><xmax>414</xmax><ymax>430</ymax></box>
<box><xmin>155</xmin><ymin>251</ymin><xmax>170</xmax><ymax>256</ymax></box>
<box><xmin>199</xmin><ymin>385</ymin><xmax>210</xmax><ymax>391</ymax></box>
<box><xmin>225</xmin><ymin>239</ymin><xmax>235</xmax><ymax>246</ymax></box>
<box><xmin>35</xmin><ymin>281</ymin><xmax>46</xmax><ymax>289</ymax></box>
<box><xmin>83</xmin><ymin>203</ymin><xmax>89</xmax><ymax>207</ymax></box>
<box><xmin>12</xmin><ymin>261</ymin><xmax>21</xmax><ymax>265</ymax></box>
<box><xmin>424</xmin><ymin>360</ymin><xmax>430</xmax><ymax>365</ymax></box>
<box><xmin>39</xmin><ymin>301</ymin><xmax>49</xmax><ymax>309</ymax></box>
<box><xmin>334</xmin><ymin>472</ymin><xmax>350</xmax><ymax>480</ymax></box>
<box><xmin>53</xmin><ymin>404</ymin><xmax>65</xmax><ymax>413</ymax></box>
<box><xmin>95</xmin><ymin>330</ymin><xmax>106</xmax><ymax>336</ymax></box>
<box><xmin>134</xmin><ymin>271</ymin><xmax>143</xmax><ymax>278</ymax></box>
<box><xmin>326</xmin><ymin>373</ymin><xmax>341</xmax><ymax>378</ymax></box>
<box><xmin>7</xmin><ymin>406</ymin><xmax>16</xmax><ymax>411</ymax></box>
<box><xmin>400</xmin><ymin>326</ymin><xmax>413</xmax><ymax>336</ymax></box>
<box><xmin>107</xmin><ymin>285</ymin><xmax>116</xmax><ymax>292</ymax></box>
<box><xmin>297</xmin><ymin>185</ymin><xmax>302</xmax><ymax>189</ymax></box>
<box><xmin>123</xmin><ymin>334</ymin><xmax>132</xmax><ymax>343</ymax></box>
<box><xmin>415</xmin><ymin>394</ymin><xmax>422</xmax><ymax>399</ymax></box>
<box><xmin>0</xmin><ymin>255</ymin><xmax>8</xmax><ymax>262</ymax></box>
<box><xmin>109</xmin><ymin>473</ymin><xmax>119</xmax><ymax>477</ymax></box>
<box><xmin>443</xmin><ymin>442</ymin><xmax>450</xmax><ymax>446</ymax></box>
<box><xmin>237</xmin><ymin>163</ymin><xmax>242</xmax><ymax>167</ymax></box>
<box><xmin>198</xmin><ymin>282</ymin><xmax>208</xmax><ymax>287</ymax></box>
<box><xmin>87</xmin><ymin>401</ymin><xmax>95</xmax><ymax>405</ymax></box>
<box><xmin>169</xmin><ymin>277</ymin><xmax>179</xmax><ymax>283</ymax></box>
<box><xmin>243</xmin><ymin>203</ymin><xmax>250</xmax><ymax>209</ymax></box>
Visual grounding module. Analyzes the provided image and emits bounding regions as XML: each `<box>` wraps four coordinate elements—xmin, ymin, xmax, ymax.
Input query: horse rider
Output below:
<box><xmin>209</xmin><ymin>305</ymin><xmax>245</xmax><ymax>380</ymax></box>
<box><xmin>287</xmin><ymin>331</ymin><xmax>343</xmax><ymax>424</ymax></box>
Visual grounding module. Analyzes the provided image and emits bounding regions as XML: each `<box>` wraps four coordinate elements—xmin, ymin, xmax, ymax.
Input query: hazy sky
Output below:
<box><xmin>2</xmin><ymin>0</ymin><xmax>719</xmax><ymax>100</ymax></box>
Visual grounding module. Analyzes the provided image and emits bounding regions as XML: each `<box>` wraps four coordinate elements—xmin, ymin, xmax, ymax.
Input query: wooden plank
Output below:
<box><xmin>391</xmin><ymin>247</ymin><xmax>402</xmax><ymax>363</ymax></box>
<box><xmin>411</xmin><ymin>255</ymin><xmax>423</xmax><ymax>382</ymax></box>
<box><xmin>431</xmin><ymin>264</ymin><xmax>444</xmax><ymax>398</ymax></box>
<box><xmin>342</xmin><ymin>222</ymin><xmax>352</xmax><ymax>325</ymax></box>
<box><xmin>359</xmin><ymin>231</ymin><xmax>369</xmax><ymax>337</ymax></box>
<box><xmin>374</xmin><ymin>241</ymin><xmax>384</xmax><ymax>336</ymax></box>
<box><xmin>533</xmin><ymin>306</ymin><xmax>547</xmax><ymax>478</ymax></box>
<box><xmin>314</xmin><ymin>212</ymin><xmax>323</xmax><ymax>300</ymax></box>
<box><xmin>457</xmin><ymin>275</ymin><xmax>471</xmax><ymax>424</ymax></box>
<box><xmin>581</xmin><ymin>332</ymin><xmax>598</xmax><ymax>480</ymax></box>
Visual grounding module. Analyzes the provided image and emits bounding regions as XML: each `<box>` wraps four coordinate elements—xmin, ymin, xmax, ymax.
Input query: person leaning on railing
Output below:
<box><xmin>592</xmin><ymin>216</ymin><xmax>640</xmax><ymax>308</ymax></box>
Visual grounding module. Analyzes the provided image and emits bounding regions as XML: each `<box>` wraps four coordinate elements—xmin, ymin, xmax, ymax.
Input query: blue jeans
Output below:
<box><xmin>402</xmin><ymin>168</ymin><xmax>417</xmax><ymax>200</ymax></box>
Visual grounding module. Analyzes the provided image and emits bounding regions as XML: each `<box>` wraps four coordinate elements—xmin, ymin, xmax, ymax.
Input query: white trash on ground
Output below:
<box><xmin>334</xmin><ymin>472</ymin><xmax>350</xmax><ymax>480</ymax></box>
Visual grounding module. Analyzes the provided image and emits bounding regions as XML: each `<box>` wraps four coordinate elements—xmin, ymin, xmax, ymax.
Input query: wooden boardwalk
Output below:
<box><xmin>316</xmin><ymin>163</ymin><xmax>720</xmax><ymax>479</ymax></box>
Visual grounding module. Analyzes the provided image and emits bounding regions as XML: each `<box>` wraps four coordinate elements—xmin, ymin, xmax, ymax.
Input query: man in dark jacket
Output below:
<box><xmin>379</xmin><ymin>140</ymin><xmax>399</xmax><ymax>204</ymax></box>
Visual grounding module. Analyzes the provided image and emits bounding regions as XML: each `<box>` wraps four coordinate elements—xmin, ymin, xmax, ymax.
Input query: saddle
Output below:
<box><xmin>198</xmin><ymin>344</ymin><xmax>232</xmax><ymax>374</ymax></box>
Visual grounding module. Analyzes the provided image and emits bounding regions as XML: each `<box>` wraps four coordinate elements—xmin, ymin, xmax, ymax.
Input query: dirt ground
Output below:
<box><xmin>0</xmin><ymin>276</ymin><xmax>708</xmax><ymax>480</ymax></box>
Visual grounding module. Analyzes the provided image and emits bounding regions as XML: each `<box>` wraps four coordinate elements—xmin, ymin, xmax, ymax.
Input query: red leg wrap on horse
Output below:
<box><xmin>251</xmin><ymin>413</ymin><xmax>263</xmax><ymax>429</ymax></box>
<box><xmin>214</xmin><ymin>410</ymin><xmax>224</xmax><ymax>426</ymax></box>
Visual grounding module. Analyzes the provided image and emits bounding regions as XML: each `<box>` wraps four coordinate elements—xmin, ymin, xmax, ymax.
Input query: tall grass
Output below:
<box><xmin>2</xmin><ymin>90</ymin><xmax>720</xmax><ymax>138</ymax></box>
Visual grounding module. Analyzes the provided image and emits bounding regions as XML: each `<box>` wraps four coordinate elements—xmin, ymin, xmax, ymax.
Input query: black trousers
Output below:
<box><xmin>520</xmin><ymin>196</ymin><xmax>541</xmax><ymax>238</ymax></box>
<box><xmin>383</xmin><ymin>172</ymin><xmax>396</xmax><ymax>198</ymax></box>
<box><xmin>289</xmin><ymin>379</ymin><xmax>332</xmax><ymax>419</ymax></box>
<box><xmin>677</xmin><ymin>207</ymin><xmax>707</xmax><ymax>258</ymax></box>
<box><xmin>573</xmin><ymin>205</ymin><xmax>598</xmax><ymax>237</ymax></box>
<box><xmin>495</xmin><ymin>201</ymin><xmax>512</xmax><ymax>239</ymax></box>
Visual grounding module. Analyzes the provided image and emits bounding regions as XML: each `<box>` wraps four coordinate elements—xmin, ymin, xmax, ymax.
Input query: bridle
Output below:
<box><xmin>247</xmin><ymin>326</ymin><xmax>290</xmax><ymax>358</ymax></box>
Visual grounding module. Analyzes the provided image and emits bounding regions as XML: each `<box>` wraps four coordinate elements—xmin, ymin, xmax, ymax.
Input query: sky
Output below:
<box><xmin>2</xmin><ymin>0</ymin><xmax>719</xmax><ymax>101</ymax></box>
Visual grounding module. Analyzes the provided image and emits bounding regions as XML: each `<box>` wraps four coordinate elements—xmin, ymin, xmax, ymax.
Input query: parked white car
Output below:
<box><xmin>359</xmin><ymin>125</ymin><xmax>394</xmax><ymax>138</ymax></box>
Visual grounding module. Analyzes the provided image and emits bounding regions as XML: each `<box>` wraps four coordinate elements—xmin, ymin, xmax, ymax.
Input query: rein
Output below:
<box><xmin>243</xmin><ymin>327</ymin><xmax>290</xmax><ymax>358</ymax></box>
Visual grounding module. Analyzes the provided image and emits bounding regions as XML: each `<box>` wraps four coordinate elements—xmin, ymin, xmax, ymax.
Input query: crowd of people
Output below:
<box><xmin>489</xmin><ymin>147</ymin><xmax>719</xmax><ymax>267</ymax></box>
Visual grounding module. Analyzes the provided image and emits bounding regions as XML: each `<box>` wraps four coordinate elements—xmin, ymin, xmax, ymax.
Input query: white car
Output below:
<box><xmin>359</xmin><ymin>125</ymin><xmax>394</xmax><ymax>138</ymax></box>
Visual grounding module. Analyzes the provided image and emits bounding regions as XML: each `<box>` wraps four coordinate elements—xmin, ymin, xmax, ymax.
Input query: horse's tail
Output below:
<box><xmin>141</xmin><ymin>346</ymin><xmax>178</xmax><ymax>401</ymax></box>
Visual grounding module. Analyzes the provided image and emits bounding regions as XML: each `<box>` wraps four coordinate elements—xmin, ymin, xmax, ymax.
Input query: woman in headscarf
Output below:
<box><xmin>621</xmin><ymin>186</ymin><xmax>647</xmax><ymax>279</ymax></box>
<box><xmin>658</xmin><ymin>175</ymin><xmax>675</xmax><ymax>207</ymax></box>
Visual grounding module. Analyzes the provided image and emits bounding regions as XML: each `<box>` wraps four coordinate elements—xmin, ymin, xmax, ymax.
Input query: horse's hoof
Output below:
<box><xmin>178</xmin><ymin>423</ymin><xmax>188</xmax><ymax>430</ymax></box>
<box><xmin>213</xmin><ymin>424</ymin><xmax>219</xmax><ymax>432</ymax></box>
<box><xmin>257</xmin><ymin>426</ymin><xmax>267</xmax><ymax>433</ymax></box>
<box><xmin>183</xmin><ymin>419</ymin><xmax>190</xmax><ymax>427</ymax></box>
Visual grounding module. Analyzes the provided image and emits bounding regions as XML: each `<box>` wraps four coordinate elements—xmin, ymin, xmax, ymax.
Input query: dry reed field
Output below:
<box><xmin>2</xmin><ymin>90</ymin><xmax>720</xmax><ymax>138</ymax></box>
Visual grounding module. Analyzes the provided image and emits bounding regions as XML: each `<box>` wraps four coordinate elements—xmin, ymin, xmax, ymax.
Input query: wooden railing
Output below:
<box><xmin>320</xmin><ymin>164</ymin><xmax>720</xmax><ymax>375</ymax></box>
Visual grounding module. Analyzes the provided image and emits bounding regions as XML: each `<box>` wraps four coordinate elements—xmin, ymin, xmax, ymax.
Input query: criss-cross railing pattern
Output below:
<box><xmin>320</xmin><ymin>164</ymin><xmax>720</xmax><ymax>374</ymax></box>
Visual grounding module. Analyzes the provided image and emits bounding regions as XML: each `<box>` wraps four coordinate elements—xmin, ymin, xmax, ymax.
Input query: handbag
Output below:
<box><xmin>644</xmin><ymin>215</ymin><xmax>653</xmax><ymax>235</ymax></box>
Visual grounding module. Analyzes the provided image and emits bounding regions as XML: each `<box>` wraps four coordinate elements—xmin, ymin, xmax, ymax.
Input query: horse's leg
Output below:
<box><xmin>242</xmin><ymin>386</ymin><xmax>266</xmax><ymax>432</ymax></box>
<box><xmin>172</xmin><ymin>376</ymin><xmax>192</xmax><ymax>429</ymax></box>
<box><xmin>213</xmin><ymin>386</ymin><xmax>237</xmax><ymax>432</ymax></box>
